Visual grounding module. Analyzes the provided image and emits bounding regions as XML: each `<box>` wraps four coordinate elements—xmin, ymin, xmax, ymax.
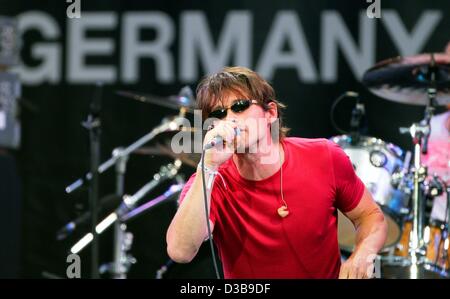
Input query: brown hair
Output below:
<box><xmin>196</xmin><ymin>66</ymin><xmax>290</xmax><ymax>139</ymax></box>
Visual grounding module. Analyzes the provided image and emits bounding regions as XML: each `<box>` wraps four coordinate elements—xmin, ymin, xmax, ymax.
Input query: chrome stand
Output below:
<box><xmin>395</xmin><ymin>58</ymin><xmax>438</xmax><ymax>277</ymax></box>
<box><xmin>112</xmin><ymin>147</ymin><xmax>130</xmax><ymax>279</ymax></box>
<box><xmin>70</xmin><ymin>162</ymin><xmax>183</xmax><ymax>277</ymax></box>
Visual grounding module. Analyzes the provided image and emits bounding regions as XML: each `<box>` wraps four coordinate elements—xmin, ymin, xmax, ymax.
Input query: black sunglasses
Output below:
<box><xmin>208</xmin><ymin>99</ymin><xmax>258</xmax><ymax>119</ymax></box>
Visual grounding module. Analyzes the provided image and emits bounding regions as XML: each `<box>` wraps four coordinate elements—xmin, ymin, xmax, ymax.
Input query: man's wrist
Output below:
<box><xmin>353</xmin><ymin>243</ymin><xmax>378</xmax><ymax>258</ymax></box>
<box><xmin>198</xmin><ymin>160</ymin><xmax>220</xmax><ymax>171</ymax></box>
<box><xmin>197</xmin><ymin>164</ymin><xmax>219</xmax><ymax>173</ymax></box>
<box><xmin>197</xmin><ymin>161</ymin><xmax>224</xmax><ymax>190</ymax></box>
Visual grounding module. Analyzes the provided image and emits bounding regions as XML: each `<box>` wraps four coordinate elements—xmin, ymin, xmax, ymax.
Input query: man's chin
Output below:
<box><xmin>234</xmin><ymin>143</ymin><xmax>259</xmax><ymax>154</ymax></box>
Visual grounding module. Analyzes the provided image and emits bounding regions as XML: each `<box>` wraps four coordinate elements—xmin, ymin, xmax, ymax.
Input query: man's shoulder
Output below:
<box><xmin>284</xmin><ymin>137</ymin><xmax>342</xmax><ymax>172</ymax></box>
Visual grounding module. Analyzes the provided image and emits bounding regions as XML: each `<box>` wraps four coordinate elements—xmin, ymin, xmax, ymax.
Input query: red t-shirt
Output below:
<box><xmin>178</xmin><ymin>137</ymin><xmax>365</xmax><ymax>278</ymax></box>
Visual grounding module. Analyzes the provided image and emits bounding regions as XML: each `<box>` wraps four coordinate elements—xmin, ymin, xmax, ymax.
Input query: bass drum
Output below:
<box><xmin>331</xmin><ymin>135</ymin><xmax>409</xmax><ymax>252</ymax></box>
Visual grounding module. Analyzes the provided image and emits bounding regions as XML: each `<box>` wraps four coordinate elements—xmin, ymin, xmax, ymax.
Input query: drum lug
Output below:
<box><xmin>412</xmin><ymin>166</ymin><xmax>428</xmax><ymax>182</ymax></box>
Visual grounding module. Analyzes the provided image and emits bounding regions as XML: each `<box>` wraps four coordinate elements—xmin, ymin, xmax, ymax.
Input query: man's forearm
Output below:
<box><xmin>354</xmin><ymin>210</ymin><xmax>387</xmax><ymax>255</ymax></box>
<box><xmin>166</xmin><ymin>168</ymin><xmax>215</xmax><ymax>262</ymax></box>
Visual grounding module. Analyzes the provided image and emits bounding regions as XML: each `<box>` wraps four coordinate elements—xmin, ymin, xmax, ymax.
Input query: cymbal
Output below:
<box><xmin>135</xmin><ymin>143</ymin><xmax>200</xmax><ymax>168</ymax></box>
<box><xmin>117</xmin><ymin>86</ymin><xmax>197</xmax><ymax>112</ymax></box>
<box><xmin>134</xmin><ymin>127</ymin><xmax>201</xmax><ymax>168</ymax></box>
<box><xmin>362</xmin><ymin>53</ymin><xmax>450</xmax><ymax>106</ymax></box>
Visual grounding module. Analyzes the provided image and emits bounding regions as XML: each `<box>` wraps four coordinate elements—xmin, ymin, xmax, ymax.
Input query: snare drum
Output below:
<box><xmin>425</xmin><ymin>220</ymin><xmax>450</xmax><ymax>271</ymax></box>
<box><xmin>379</xmin><ymin>255</ymin><xmax>449</xmax><ymax>279</ymax></box>
<box><xmin>395</xmin><ymin>220</ymin><xmax>450</xmax><ymax>273</ymax></box>
<box><xmin>331</xmin><ymin>135</ymin><xmax>409</xmax><ymax>252</ymax></box>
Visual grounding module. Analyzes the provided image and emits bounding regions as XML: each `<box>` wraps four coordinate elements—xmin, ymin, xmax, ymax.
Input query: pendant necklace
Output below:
<box><xmin>277</xmin><ymin>144</ymin><xmax>289</xmax><ymax>218</ymax></box>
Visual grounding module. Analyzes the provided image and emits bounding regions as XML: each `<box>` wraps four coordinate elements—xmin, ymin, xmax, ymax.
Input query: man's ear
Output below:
<box><xmin>266</xmin><ymin>102</ymin><xmax>278</xmax><ymax>124</ymax></box>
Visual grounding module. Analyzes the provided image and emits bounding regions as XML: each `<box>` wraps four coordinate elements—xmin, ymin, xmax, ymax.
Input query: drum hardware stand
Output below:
<box><xmin>120</xmin><ymin>180</ymin><xmax>184</xmax><ymax>279</ymax></box>
<box><xmin>81</xmin><ymin>82</ymin><xmax>103</xmax><ymax>278</ymax></box>
<box><xmin>66</xmin><ymin>99</ymin><xmax>188</xmax><ymax>278</ymax></box>
<box><xmin>111</xmin><ymin>147</ymin><xmax>129</xmax><ymax>279</ymax></box>
<box><xmin>362</xmin><ymin>51</ymin><xmax>450</xmax><ymax>278</ymax></box>
<box><xmin>101</xmin><ymin>173</ymin><xmax>184</xmax><ymax>278</ymax></box>
<box><xmin>399</xmin><ymin>120</ymin><xmax>432</xmax><ymax>264</ymax></box>
<box><xmin>99</xmin><ymin>225</ymin><xmax>136</xmax><ymax>277</ymax></box>
<box><xmin>70</xmin><ymin>161</ymin><xmax>183</xmax><ymax>276</ymax></box>
<box><xmin>110</xmin><ymin>161</ymin><xmax>181</xmax><ymax>278</ymax></box>
<box><xmin>65</xmin><ymin>86</ymin><xmax>190</xmax><ymax>195</ymax></box>
<box><xmin>396</xmin><ymin>121</ymin><xmax>430</xmax><ymax>277</ymax></box>
<box><xmin>65</xmin><ymin>114</ymin><xmax>186</xmax><ymax>194</ymax></box>
<box><xmin>108</xmin><ymin>107</ymin><xmax>187</xmax><ymax>278</ymax></box>
<box><xmin>67</xmin><ymin>115</ymin><xmax>184</xmax><ymax>278</ymax></box>
<box><xmin>398</xmin><ymin>55</ymin><xmax>439</xmax><ymax>272</ymax></box>
<box><xmin>155</xmin><ymin>259</ymin><xmax>174</xmax><ymax>279</ymax></box>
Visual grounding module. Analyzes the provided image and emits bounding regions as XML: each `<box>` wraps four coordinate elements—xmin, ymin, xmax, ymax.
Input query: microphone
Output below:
<box><xmin>349</xmin><ymin>93</ymin><xmax>364</xmax><ymax>145</ymax></box>
<box><xmin>203</xmin><ymin>127</ymin><xmax>241</xmax><ymax>150</ymax></box>
<box><xmin>350</xmin><ymin>93</ymin><xmax>364</xmax><ymax>131</ymax></box>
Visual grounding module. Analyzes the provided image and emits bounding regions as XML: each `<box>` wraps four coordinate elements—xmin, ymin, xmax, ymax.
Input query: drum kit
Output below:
<box><xmin>334</xmin><ymin>51</ymin><xmax>450</xmax><ymax>278</ymax></box>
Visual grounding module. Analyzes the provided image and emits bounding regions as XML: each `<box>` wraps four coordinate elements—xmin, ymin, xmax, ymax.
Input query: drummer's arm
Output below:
<box><xmin>339</xmin><ymin>187</ymin><xmax>388</xmax><ymax>279</ymax></box>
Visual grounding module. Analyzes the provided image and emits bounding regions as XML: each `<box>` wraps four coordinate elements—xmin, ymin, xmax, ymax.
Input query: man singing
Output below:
<box><xmin>166</xmin><ymin>66</ymin><xmax>387</xmax><ymax>279</ymax></box>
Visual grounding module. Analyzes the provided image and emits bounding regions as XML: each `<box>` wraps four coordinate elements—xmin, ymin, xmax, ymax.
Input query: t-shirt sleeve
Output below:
<box><xmin>177</xmin><ymin>172</ymin><xmax>218</xmax><ymax>224</ymax></box>
<box><xmin>328</xmin><ymin>141</ymin><xmax>365</xmax><ymax>213</ymax></box>
<box><xmin>178</xmin><ymin>173</ymin><xmax>196</xmax><ymax>205</ymax></box>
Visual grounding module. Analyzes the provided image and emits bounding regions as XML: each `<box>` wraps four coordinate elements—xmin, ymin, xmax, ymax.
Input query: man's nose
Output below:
<box><xmin>225</xmin><ymin>110</ymin><xmax>239</xmax><ymax>121</ymax></box>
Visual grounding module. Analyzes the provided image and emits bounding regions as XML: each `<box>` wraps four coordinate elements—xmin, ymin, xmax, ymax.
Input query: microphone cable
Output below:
<box><xmin>200</xmin><ymin>149</ymin><xmax>222</xmax><ymax>279</ymax></box>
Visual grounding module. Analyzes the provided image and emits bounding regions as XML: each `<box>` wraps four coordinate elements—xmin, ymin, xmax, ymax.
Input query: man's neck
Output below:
<box><xmin>233</xmin><ymin>138</ymin><xmax>284</xmax><ymax>181</ymax></box>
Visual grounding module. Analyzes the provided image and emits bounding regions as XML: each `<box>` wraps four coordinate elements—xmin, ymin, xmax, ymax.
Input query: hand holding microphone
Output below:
<box><xmin>202</xmin><ymin>120</ymin><xmax>241</xmax><ymax>169</ymax></box>
<box><xmin>204</xmin><ymin>127</ymin><xmax>241</xmax><ymax>149</ymax></box>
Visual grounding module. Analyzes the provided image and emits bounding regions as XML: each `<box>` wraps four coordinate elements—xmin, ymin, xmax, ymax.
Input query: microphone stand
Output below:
<box><xmin>65</xmin><ymin>115</ymin><xmax>186</xmax><ymax>194</ymax></box>
<box><xmin>81</xmin><ymin>82</ymin><xmax>103</xmax><ymax>279</ymax></box>
<box><xmin>350</xmin><ymin>95</ymin><xmax>364</xmax><ymax>145</ymax></box>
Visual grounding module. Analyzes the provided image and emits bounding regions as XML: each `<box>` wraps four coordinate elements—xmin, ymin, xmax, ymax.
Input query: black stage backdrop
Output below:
<box><xmin>0</xmin><ymin>0</ymin><xmax>449</xmax><ymax>278</ymax></box>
